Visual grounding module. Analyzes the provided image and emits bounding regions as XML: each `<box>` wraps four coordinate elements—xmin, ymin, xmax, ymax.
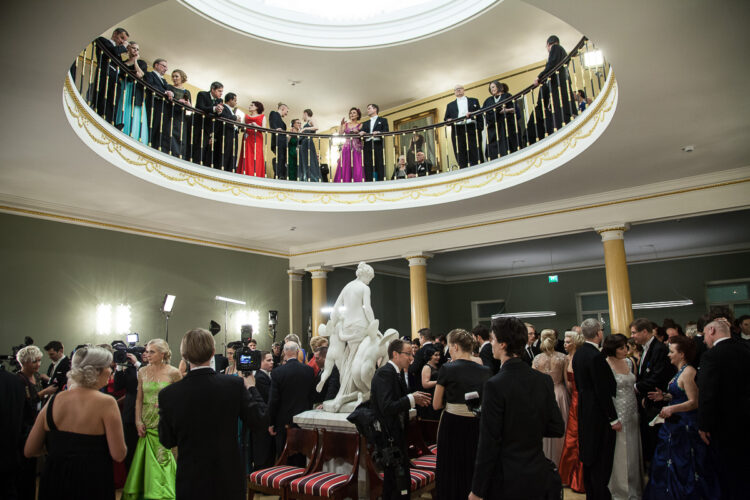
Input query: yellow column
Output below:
<box><xmin>306</xmin><ymin>267</ymin><xmax>332</xmax><ymax>338</ymax></box>
<box><xmin>287</xmin><ymin>269</ymin><xmax>305</xmax><ymax>337</ymax></box>
<box><xmin>596</xmin><ymin>225</ymin><xmax>634</xmax><ymax>336</ymax></box>
<box><xmin>404</xmin><ymin>253</ymin><xmax>432</xmax><ymax>339</ymax></box>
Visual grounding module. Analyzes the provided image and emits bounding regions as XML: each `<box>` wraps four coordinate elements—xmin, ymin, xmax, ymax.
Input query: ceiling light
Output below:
<box><xmin>632</xmin><ymin>300</ymin><xmax>693</xmax><ymax>310</ymax></box>
<box><xmin>96</xmin><ymin>304</ymin><xmax>112</xmax><ymax>335</ymax></box>
<box><xmin>492</xmin><ymin>311</ymin><xmax>557</xmax><ymax>319</ymax></box>
<box><xmin>681</xmin><ymin>145</ymin><xmax>695</xmax><ymax>153</ymax></box>
<box><xmin>215</xmin><ymin>295</ymin><xmax>246</xmax><ymax>305</ymax></box>
<box><xmin>583</xmin><ymin>50</ymin><xmax>604</xmax><ymax>68</ymax></box>
<box><xmin>162</xmin><ymin>294</ymin><xmax>176</xmax><ymax>313</ymax></box>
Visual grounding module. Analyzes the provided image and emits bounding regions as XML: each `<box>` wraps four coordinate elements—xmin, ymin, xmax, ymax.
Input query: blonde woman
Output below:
<box><xmin>123</xmin><ymin>339</ymin><xmax>181</xmax><ymax>500</ymax></box>
<box><xmin>558</xmin><ymin>330</ymin><xmax>586</xmax><ymax>493</ymax></box>
<box><xmin>532</xmin><ymin>329</ymin><xmax>570</xmax><ymax>467</ymax></box>
<box><xmin>25</xmin><ymin>346</ymin><xmax>127</xmax><ymax>499</ymax></box>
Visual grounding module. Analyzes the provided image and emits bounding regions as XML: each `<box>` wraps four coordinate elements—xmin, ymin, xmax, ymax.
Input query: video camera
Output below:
<box><xmin>235</xmin><ymin>347</ymin><xmax>261</xmax><ymax>374</ymax></box>
<box><xmin>465</xmin><ymin>390</ymin><xmax>482</xmax><ymax>416</ymax></box>
<box><xmin>112</xmin><ymin>333</ymin><xmax>146</xmax><ymax>365</ymax></box>
<box><xmin>0</xmin><ymin>336</ymin><xmax>34</xmax><ymax>372</ymax></box>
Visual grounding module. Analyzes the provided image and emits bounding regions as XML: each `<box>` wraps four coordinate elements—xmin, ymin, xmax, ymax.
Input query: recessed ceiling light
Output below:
<box><xmin>681</xmin><ymin>145</ymin><xmax>695</xmax><ymax>153</ymax></box>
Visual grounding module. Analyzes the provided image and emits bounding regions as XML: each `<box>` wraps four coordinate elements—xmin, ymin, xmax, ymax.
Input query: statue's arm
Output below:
<box><xmin>362</xmin><ymin>286</ymin><xmax>374</xmax><ymax>323</ymax></box>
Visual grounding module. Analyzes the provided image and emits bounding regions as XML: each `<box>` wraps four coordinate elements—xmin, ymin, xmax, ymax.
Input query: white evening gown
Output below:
<box><xmin>608</xmin><ymin>358</ymin><xmax>644</xmax><ymax>500</ymax></box>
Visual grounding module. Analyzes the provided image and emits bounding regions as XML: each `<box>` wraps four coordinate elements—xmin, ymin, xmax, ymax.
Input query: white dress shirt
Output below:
<box><xmin>388</xmin><ymin>360</ymin><xmax>415</xmax><ymax>408</ymax></box>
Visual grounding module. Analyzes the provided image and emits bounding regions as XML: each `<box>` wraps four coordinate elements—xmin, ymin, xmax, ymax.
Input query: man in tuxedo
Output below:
<box><xmin>269</xmin><ymin>103</ymin><xmax>289</xmax><ymax>179</ymax></box>
<box><xmin>737</xmin><ymin>314</ymin><xmax>750</xmax><ymax>344</ymax></box>
<box><xmin>521</xmin><ymin>327</ymin><xmax>541</xmax><ymax>366</ymax></box>
<box><xmin>698</xmin><ymin>319</ymin><xmax>750</xmax><ymax>499</ymax></box>
<box><xmin>573</xmin><ymin>318</ymin><xmax>619</xmax><ymax>500</ymax></box>
<box><xmin>267</xmin><ymin>341</ymin><xmax>315</xmax><ymax>466</ymax></box>
<box><xmin>630</xmin><ymin>317</ymin><xmax>675</xmax><ymax>463</ymax></box>
<box><xmin>113</xmin><ymin>352</ymin><xmax>140</xmax><ymax>472</ymax></box>
<box><xmin>39</xmin><ymin>341</ymin><xmax>70</xmax><ymax>397</ymax></box>
<box><xmin>473</xmin><ymin>324</ymin><xmax>499</xmax><ymax>375</ymax></box>
<box><xmin>143</xmin><ymin>58</ymin><xmax>175</xmax><ymax>153</ymax></box>
<box><xmin>252</xmin><ymin>351</ymin><xmax>275</xmax><ymax>471</ymax></box>
<box><xmin>359</xmin><ymin>104</ymin><xmax>389</xmax><ymax>181</ymax></box>
<box><xmin>159</xmin><ymin>328</ymin><xmax>267</xmax><ymax>500</ymax></box>
<box><xmin>444</xmin><ymin>84</ymin><xmax>483</xmax><ymax>168</ymax></box>
<box><xmin>214</xmin><ymin>92</ymin><xmax>239</xmax><ymax>172</ymax></box>
<box><xmin>193</xmin><ymin>81</ymin><xmax>226</xmax><ymax>167</ymax></box>
<box><xmin>408</xmin><ymin>327</ymin><xmax>437</xmax><ymax>390</ymax></box>
<box><xmin>529</xmin><ymin>35</ymin><xmax>575</xmax><ymax>142</ymax></box>
<box><xmin>470</xmin><ymin>317</ymin><xmax>564</xmax><ymax>500</ymax></box>
<box><xmin>413</xmin><ymin>151</ymin><xmax>432</xmax><ymax>177</ymax></box>
<box><xmin>0</xmin><ymin>369</ymin><xmax>25</xmax><ymax>500</ymax></box>
<box><xmin>92</xmin><ymin>28</ymin><xmax>129</xmax><ymax>123</ymax></box>
<box><xmin>371</xmin><ymin>339</ymin><xmax>431</xmax><ymax>499</ymax></box>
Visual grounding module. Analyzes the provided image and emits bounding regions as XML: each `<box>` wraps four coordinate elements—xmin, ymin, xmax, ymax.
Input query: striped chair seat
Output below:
<box><xmin>378</xmin><ymin>468</ymin><xmax>436</xmax><ymax>490</ymax></box>
<box><xmin>428</xmin><ymin>444</ymin><xmax>437</xmax><ymax>455</ymax></box>
<box><xmin>249</xmin><ymin>465</ymin><xmax>305</xmax><ymax>488</ymax></box>
<box><xmin>411</xmin><ymin>454</ymin><xmax>437</xmax><ymax>470</ymax></box>
<box><xmin>289</xmin><ymin>471</ymin><xmax>350</xmax><ymax>497</ymax></box>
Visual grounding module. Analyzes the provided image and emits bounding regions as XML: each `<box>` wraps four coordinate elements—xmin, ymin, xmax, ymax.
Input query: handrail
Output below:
<box><xmin>72</xmin><ymin>35</ymin><xmax>608</xmax><ymax>180</ymax></box>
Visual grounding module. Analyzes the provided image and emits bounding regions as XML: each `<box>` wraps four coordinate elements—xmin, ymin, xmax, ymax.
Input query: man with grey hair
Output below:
<box><xmin>573</xmin><ymin>318</ymin><xmax>619</xmax><ymax>500</ymax></box>
<box><xmin>158</xmin><ymin>328</ymin><xmax>267</xmax><ymax>500</ymax></box>
<box><xmin>698</xmin><ymin>320</ymin><xmax>750</xmax><ymax>498</ymax></box>
<box><xmin>267</xmin><ymin>341</ymin><xmax>315</xmax><ymax>466</ymax></box>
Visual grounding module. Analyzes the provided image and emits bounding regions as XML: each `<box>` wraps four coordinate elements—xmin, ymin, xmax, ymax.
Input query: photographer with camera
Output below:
<box><xmin>112</xmin><ymin>342</ymin><xmax>141</xmax><ymax>473</ymax></box>
<box><xmin>371</xmin><ymin>338</ymin><xmax>431</xmax><ymax>499</ymax></box>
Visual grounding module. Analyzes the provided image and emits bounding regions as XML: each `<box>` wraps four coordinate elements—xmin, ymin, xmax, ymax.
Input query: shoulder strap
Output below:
<box><xmin>46</xmin><ymin>393</ymin><xmax>58</xmax><ymax>431</ymax></box>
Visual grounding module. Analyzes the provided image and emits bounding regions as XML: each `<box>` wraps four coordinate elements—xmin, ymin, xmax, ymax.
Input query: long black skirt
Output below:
<box><xmin>435</xmin><ymin>411</ymin><xmax>481</xmax><ymax>500</ymax></box>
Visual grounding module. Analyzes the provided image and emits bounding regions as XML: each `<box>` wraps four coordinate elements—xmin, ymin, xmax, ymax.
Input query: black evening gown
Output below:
<box><xmin>38</xmin><ymin>394</ymin><xmax>115</xmax><ymax>500</ymax></box>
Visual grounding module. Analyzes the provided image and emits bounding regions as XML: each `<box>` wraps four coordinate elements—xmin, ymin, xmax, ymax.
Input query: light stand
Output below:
<box><xmin>161</xmin><ymin>294</ymin><xmax>176</xmax><ymax>343</ymax></box>
<box><xmin>216</xmin><ymin>295</ymin><xmax>246</xmax><ymax>356</ymax></box>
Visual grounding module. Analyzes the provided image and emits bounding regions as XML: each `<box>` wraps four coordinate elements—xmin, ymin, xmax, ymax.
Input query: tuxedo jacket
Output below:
<box><xmin>572</xmin><ymin>342</ymin><xmax>617</xmax><ymax>464</ymax></box>
<box><xmin>255</xmin><ymin>369</ymin><xmax>272</xmax><ymax>403</ymax></box>
<box><xmin>0</xmin><ymin>369</ymin><xmax>25</xmax><ymax>472</ymax></box>
<box><xmin>538</xmin><ymin>43</ymin><xmax>569</xmax><ymax>83</ymax></box>
<box><xmin>698</xmin><ymin>337</ymin><xmax>750</xmax><ymax>452</ymax></box>
<box><xmin>521</xmin><ymin>344</ymin><xmax>541</xmax><ymax>366</ymax></box>
<box><xmin>47</xmin><ymin>356</ymin><xmax>71</xmax><ymax>389</ymax></box>
<box><xmin>444</xmin><ymin>98</ymin><xmax>484</xmax><ymax>130</ymax></box>
<box><xmin>471</xmin><ymin>358</ymin><xmax>564</xmax><ymax>500</ymax></box>
<box><xmin>692</xmin><ymin>334</ymin><xmax>708</xmax><ymax>368</ymax></box>
<box><xmin>479</xmin><ymin>342</ymin><xmax>500</xmax><ymax>375</ymax></box>
<box><xmin>635</xmin><ymin>338</ymin><xmax>674</xmax><ymax>417</ymax></box>
<box><xmin>267</xmin><ymin>358</ymin><xmax>315</xmax><ymax>431</ymax></box>
<box><xmin>94</xmin><ymin>37</ymin><xmax>126</xmax><ymax>72</ymax></box>
<box><xmin>158</xmin><ymin>368</ymin><xmax>267</xmax><ymax>500</ymax></box>
<box><xmin>268</xmin><ymin>110</ymin><xmax>287</xmax><ymax>151</ymax></box>
<box><xmin>143</xmin><ymin>71</ymin><xmax>169</xmax><ymax>94</ymax></box>
<box><xmin>360</xmin><ymin>116</ymin><xmax>389</xmax><ymax>150</ymax></box>
<box><xmin>195</xmin><ymin>91</ymin><xmax>224</xmax><ymax>133</ymax></box>
<box><xmin>370</xmin><ymin>363</ymin><xmax>411</xmax><ymax>443</ymax></box>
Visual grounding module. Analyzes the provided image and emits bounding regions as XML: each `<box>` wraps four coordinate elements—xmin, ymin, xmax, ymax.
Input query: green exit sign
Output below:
<box><xmin>548</xmin><ymin>275</ymin><xmax>559</xmax><ymax>283</ymax></box>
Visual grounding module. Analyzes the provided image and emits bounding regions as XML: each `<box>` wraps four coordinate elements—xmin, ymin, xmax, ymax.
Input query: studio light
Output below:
<box><xmin>492</xmin><ymin>311</ymin><xmax>557</xmax><ymax>319</ymax></box>
<box><xmin>162</xmin><ymin>294</ymin><xmax>176</xmax><ymax>313</ymax></box>
<box><xmin>96</xmin><ymin>304</ymin><xmax>112</xmax><ymax>335</ymax></box>
<box><xmin>215</xmin><ymin>295</ymin><xmax>246</xmax><ymax>305</ymax></box>
<box><xmin>216</xmin><ymin>295</ymin><xmax>246</xmax><ymax>356</ymax></box>
<box><xmin>632</xmin><ymin>300</ymin><xmax>694</xmax><ymax>310</ymax></box>
<box><xmin>236</xmin><ymin>310</ymin><xmax>260</xmax><ymax>337</ymax></box>
<box><xmin>583</xmin><ymin>49</ymin><xmax>604</xmax><ymax>68</ymax></box>
<box><xmin>114</xmin><ymin>304</ymin><xmax>132</xmax><ymax>335</ymax></box>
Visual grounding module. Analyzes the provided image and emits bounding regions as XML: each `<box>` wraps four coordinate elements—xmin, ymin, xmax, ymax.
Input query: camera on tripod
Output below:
<box><xmin>0</xmin><ymin>336</ymin><xmax>34</xmax><ymax>372</ymax></box>
<box><xmin>235</xmin><ymin>347</ymin><xmax>261</xmax><ymax>374</ymax></box>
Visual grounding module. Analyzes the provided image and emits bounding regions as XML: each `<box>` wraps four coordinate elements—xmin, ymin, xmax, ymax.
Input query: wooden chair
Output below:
<box><xmin>286</xmin><ymin>430</ymin><xmax>360</xmax><ymax>499</ymax></box>
<box><xmin>248</xmin><ymin>426</ymin><xmax>319</xmax><ymax>500</ymax></box>
<box><xmin>362</xmin><ymin>436</ymin><xmax>435</xmax><ymax>500</ymax></box>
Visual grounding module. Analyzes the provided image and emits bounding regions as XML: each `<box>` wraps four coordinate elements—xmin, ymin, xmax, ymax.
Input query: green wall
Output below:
<box><xmin>0</xmin><ymin>213</ymin><xmax>290</xmax><ymax>366</ymax></box>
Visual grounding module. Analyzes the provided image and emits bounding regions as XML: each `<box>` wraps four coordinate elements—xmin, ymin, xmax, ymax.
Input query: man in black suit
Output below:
<box><xmin>39</xmin><ymin>341</ymin><xmax>70</xmax><ymax>397</ymax></box>
<box><xmin>630</xmin><ymin>317</ymin><xmax>675</xmax><ymax>463</ymax></box>
<box><xmin>470</xmin><ymin>317</ymin><xmax>565</xmax><ymax>500</ymax></box>
<box><xmin>413</xmin><ymin>151</ymin><xmax>432</xmax><ymax>177</ymax></box>
<box><xmin>215</xmin><ymin>92</ymin><xmax>239</xmax><ymax>172</ymax></box>
<box><xmin>408</xmin><ymin>327</ymin><xmax>437</xmax><ymax>390</ymax></box>
<box><xmin>267</xmin><ymin>341</ymin><xmax>315</xmax><ymax>466</ymax></box>
<box><xmin>159</xmin><ymin>328</ymin><xmax>267</xmax><ymax>500</ymax></box>
<box><xmin>252</xmin><ymin>351</ymin><xmax>275</xmax><ymax>471</ymax></box>
<box><xmin>529</xmin><ymin>35</ymin><xmax>575</xmax><ymax>143</ymax></box>
<box><xmin>521</xmin><ymin>326</ymin><xmax>541</xmax><ymax>366</ymax></box>
<box><xmin>143</xmin><ymin>58</ymin><xmax>175</xmax><ymax>153</ymax></box>
<box><xmin>473</xmin><ymin>324</ymin><xmax>499</xmax><ymax>375</ymax></box>
<box><xmin>573</xmin><ymin>318</ymin><xmax>619</xmax><ymax>500</ymax></box>
<box><xmin>113</xmin><ymin>351</ymin><xmax>140</xmax><ymax>472</ymax></box>
<box><xmin>92</xmin><ymin>28</ymin><xmax>129</xmax><ymax>123</ymax></box>
<box><xmin>359</xmin><ymin>103</ymin><xmax>389</xmax><ymax>181</ymax></box>
<box><xmin>444</xmin><ymin>84</ymin><xmax>483</xmax><ymax>169</ymax></box>
<box><xmin>193</xmin><ymin>81</ymin><xmax>227</xmax><ymax>167</ymax></box>
<box><xmin>371</xmin><ymin>338</ymin><xmax>431</xmax><ymax>499</ymax></box>
<box><xmin>698</xmin><ymin>319</ymin><xmax>750</xmax><ymax>499</ymax></box>
<box><xmin>269</xmin><ymin>103</ymin><xmax>289</xmax><ymax>179</ymax></box>
<box><xmin>0</xmin><ymin>369</ymin><xmax>25</xmax><ymax>500</ymax></box>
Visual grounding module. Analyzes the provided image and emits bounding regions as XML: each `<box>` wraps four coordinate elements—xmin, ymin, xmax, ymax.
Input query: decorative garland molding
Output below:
<box><xmin>62</xmin><ymin>68</ymin><xmax>618</xmax><ymax>212</ymax></box>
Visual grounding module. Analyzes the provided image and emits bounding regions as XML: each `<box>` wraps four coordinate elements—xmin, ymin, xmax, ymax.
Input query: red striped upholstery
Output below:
<box><xmin>378</xmin><ymin>468</ymin><xmax>436</xmax><ymax>491</ymax></box>
<box><xmin>249</xmin><ymin>465</ymin><xmax>305</xmax><ymax>488</ymax></box>
<box><xmin>289</xmin><ymin>471</ymin><xmax>349</xmax><ymax>497</ymax></box>
<box><xmin>411</xmin><ymin>454</ymin><xmax>437</xmax><ymax>470</ymax></box>
<box><xmin>428</xmin><ymin>444</ymin><xmax>437</xmax><ymax>454</ymax></box>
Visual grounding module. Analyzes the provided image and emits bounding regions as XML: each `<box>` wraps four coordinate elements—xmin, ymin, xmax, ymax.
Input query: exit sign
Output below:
<box><xmin>548</xmin><ymin>275</ymin><xmax>559</xmax><ymax>283</ymax></box>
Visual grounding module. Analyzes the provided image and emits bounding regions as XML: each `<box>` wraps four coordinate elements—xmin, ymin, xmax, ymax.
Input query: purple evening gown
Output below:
<box><xmin>334</xmin><ymin>123</ymin><xmax>364</xmax><ymax>182</ymax></box>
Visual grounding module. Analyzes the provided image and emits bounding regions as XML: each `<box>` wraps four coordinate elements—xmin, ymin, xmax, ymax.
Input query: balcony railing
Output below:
<box><xmin>69</xmin><ymin>36</ymin><xmax>609</xmax><ymax>183</ymax></box>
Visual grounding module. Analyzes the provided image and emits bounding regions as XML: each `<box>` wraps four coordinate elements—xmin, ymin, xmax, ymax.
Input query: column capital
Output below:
<box><xmin>287</xmin><ymin>269</ymin><xmax>305</xmax><ymax>281</ymax></box>
<box><xmin>595</xmin><ymin>223</ymin><xmax>630</xmax><ymax>241</ymax></box>
<box><xmin>306</xmin><ymin>266</ymin><xmax>333</xmax><ymax>279</ymax></box>
<box><xmin>403</xmin><ymin>252</ymin><xmax>433</xmax><ymax>267</ymax></box>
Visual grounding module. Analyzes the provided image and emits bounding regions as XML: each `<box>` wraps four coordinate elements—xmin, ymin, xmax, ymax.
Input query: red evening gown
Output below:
<box><xmin>238</xmin><ymin>113</ymin><xmax>265</xmax><ymax>177</ymax></box>
<box><xmin>558</xmin><ymin>370</ymin><xmax>585</xmax><ymax>493</ymax></box>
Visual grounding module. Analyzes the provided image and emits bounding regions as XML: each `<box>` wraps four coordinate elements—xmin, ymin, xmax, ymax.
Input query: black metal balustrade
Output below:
<box><xmin>69</xmin><ymin>36</ymin><xmax>609</xmax><ymax>182</ymax></box>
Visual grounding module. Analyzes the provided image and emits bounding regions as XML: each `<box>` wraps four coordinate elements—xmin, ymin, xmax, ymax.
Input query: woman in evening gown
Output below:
<box><xmin>334</xmin><ymin>107</ymin><xmax>364</xmax><ymax>182</ymax></box>
<box><xmin>115</xmin><ymin>42</ymin><xmax>149</xmax><ymax>144</ymax></box>
<box><xmin>532</xmin><ymin>329</ymin><xmax>570</xmax><ymax>466</ymax></box>
<box><xmin>557</xmin><ymin>330</ymin><xmax>585</xmax><ymax>493</ymax></box>
<box><xmin>123</xmin><ymin>339</ymin><xmax>182</xmax><ymax>500</ymax></box>
<box><xmin>433</xmin><ymin>329</ymin><xmax>491</xmax><ymax>500</ymax></box>
<box><xmin>418</xmin><ymin>349</ymin><xmax>442</xmax><ymax>420</ymax></box>
<box><xmin>238</xmin><ymin>101</ymin><xmax>266</xmax><ymax>177</ymax></box>
<box><xmin>24</xmin><ymin>346</ymin><xmax>127</xmax><ymax>500</ymax></box>
<box><xmin>168</xmin><ymin>69</ymin><xmax>192</xmax><ymax>159</ymax></box>
<box><xmin>643</xmin><ymin>336</ymin><xmax>720</xmax><ymax>499</ymax></box>
<box><xmin>287</xmin><ymin>118</ymin><xmax>300</xmax><ymax>181</ymax></box>
<box><xmin>603</xmin><ymin>334</ymin><xmax>643</xmax><ymax>500</ymax></box>
<box><xmin>298</xmin><ymin>109</ymin><xmax>321</xmax><ymax>182</ymax></box>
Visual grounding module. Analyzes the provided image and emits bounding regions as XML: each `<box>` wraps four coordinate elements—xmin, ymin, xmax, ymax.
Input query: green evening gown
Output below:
<box><xmin>122</xmin><ymin>380</ymin><xmax>177</xmax><ymax>500</ymax></box>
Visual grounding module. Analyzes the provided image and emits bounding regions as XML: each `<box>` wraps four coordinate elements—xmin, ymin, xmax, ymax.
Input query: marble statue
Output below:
<box><xmin>316</xmin><ymin>262</ymin><xmax>399</xmax><ymax>413</ymax></box>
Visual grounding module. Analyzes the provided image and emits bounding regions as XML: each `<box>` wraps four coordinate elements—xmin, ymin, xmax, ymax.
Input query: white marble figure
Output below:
<box><xmin>316</xmin><ymin>262</ymin><xmax>398</xmax><ymax>413</ymax></box>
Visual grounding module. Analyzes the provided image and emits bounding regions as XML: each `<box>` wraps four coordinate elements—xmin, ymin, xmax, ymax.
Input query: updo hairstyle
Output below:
<box><xmin>68</xmin><ymin>346</ymin><xmax>113</xmax><ymax>388</ymax></box>
<box><xmin>539</xmin><ymin>329</ymin><xmax>557</xmax><ymax>354</ymax></box>
<box><xmin>563</xmin><ymin>330</ymin><xmax>584</xmax><ymax>348</ymax></box>
<box><xmin>147</xmin><ymin>339</ymin><xmax>172</xmax><ymax>363</ymax></box>
<box><xmin>446</xmin><ymin>328</ymin><xmax>474</xmax><ymax>353</ymax></box>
